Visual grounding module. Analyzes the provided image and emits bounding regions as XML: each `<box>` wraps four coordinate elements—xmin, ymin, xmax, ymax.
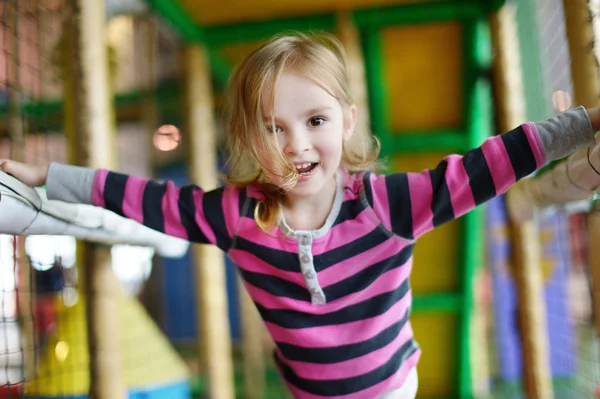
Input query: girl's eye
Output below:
<box><xmin>309</xmin><ymin>116</ymin><xmax>326</xmax><ymax>127</ymax></box>
<box><xmin>266</xmin><ymin>125</ymin><xmax>282</xmax><ymax>134</ymax></box>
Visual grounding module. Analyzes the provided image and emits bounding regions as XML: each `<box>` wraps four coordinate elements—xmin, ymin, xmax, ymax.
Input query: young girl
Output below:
<box><xmin>2</xmin><ymin>32</ymin><xmax>600</xmax><ymax>399</ymax></box>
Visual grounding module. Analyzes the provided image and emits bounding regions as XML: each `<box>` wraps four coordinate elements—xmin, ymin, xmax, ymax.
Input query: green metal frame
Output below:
<box><xmin>144</xmin><ymin>0</ymin><xmax>232</xmax><ymax>86</ymax></box>
<box><xmin>460</xmin><ymin>17</ymin><xmax>493</xmax><ymax>398</ymax></box>
<box><xmin>353</xmin><ymin>1</ymin><xmax>484</xmax><ymax>27</ymax></box>
<box><xmin>204</xmin><ymin>14</ymin><xmax>337</xmax><ymax>46</ymax></box>
<box><xmin>358</xmin><ymin>6</ymin><xmax>493</xmax><ymax>397</ymax></box>
<box><xmin>0</xmin><ymin>82</ymin><xmax>183</xmax><ymax>132</ymax></box>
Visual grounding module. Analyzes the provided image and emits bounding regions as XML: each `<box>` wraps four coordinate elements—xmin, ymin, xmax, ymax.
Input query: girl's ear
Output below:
<box><xmin>344</xmin><ymin>104</ymin><xmax>357</xmax><ymax>141</ymax></box>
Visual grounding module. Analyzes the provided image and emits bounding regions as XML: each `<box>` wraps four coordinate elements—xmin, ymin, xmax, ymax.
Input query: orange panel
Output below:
<box><xmin>382</xmin><ymin>22</ymin><xmax>463</xmax><ymax>132</ymax></box>
<box><xmin>179</xmin><ymin>0</ymin><xmax>443</xmax><ymax>25</ymax></box>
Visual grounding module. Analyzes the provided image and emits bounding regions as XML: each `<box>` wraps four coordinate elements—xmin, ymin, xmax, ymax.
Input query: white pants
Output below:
<box><xmin>379</xmin><ymin>368</ymin><xmax>418</xmax><ymax>399</ymax></box>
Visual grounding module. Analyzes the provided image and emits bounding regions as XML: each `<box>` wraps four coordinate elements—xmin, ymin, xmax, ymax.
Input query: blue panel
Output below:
<box><xmin>487</xmin><ymin>196</ymin><xmax>522</xmax><ymax>381</ymax></box>
<box><xmin>487</xmin><ymin>196</ymin><xmax>576</xmax><ymax>382</ymax></box>
<box><xmin>129</xmin><ymin>380</ymin><xmax>191</xmax><ymax>399</ymax></box>
<box><xmin>158</xmin><ymin>162</ymin><xmax>241</xmax><ymax>342</ymax></box>
<box><xmin>28</xmin><ymin>380</ymin><xmax>190</xmax><ymax>399</ymax></box>
<box><xmin>543</xmin><ymin>212</ymin><xmax>576</xmax><ymax>377</ymax></box>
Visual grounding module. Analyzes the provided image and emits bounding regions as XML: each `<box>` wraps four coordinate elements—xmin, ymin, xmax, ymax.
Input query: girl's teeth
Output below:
<box><xmin>295</xmin><ymin>163</ymin><xmax>312</xmax><ymax>169</ymax></box>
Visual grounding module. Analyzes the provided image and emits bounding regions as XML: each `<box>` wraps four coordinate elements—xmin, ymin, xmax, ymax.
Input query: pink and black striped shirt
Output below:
<box><xmin>46</xmin><ymin>107</ymin><xmax>596</xmax><ymax>398</ymax></box>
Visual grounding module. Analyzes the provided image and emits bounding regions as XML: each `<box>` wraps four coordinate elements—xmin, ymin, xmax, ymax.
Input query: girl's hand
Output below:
<box><xmin>0</xmin><ymin>160</ymin><xmax>49</xmax><ymax>187</ymax></box>
<box><xmin>588</xmin><ymin>107</ymin><xmax>600</xmax><ymax>131</ymax></box>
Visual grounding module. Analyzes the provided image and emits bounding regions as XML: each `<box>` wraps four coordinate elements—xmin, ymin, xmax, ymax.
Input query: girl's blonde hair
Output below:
<box><xmin>223</xmin><ymin>32</ymin><xmax>381</xmax><ymax>232</ymax></box>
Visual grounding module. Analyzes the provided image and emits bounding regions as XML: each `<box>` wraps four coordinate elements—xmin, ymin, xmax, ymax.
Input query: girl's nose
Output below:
<box><xmin>284</xmin><ymin>130</ymin><xmax>310</xmax><ymax>155</ymax></box>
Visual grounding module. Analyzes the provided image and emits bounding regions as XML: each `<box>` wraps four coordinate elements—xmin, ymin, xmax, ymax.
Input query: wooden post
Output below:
<box><xmin>563</xmin><ymin>0</ymin><xmax>600</xmax><ymax>109</ymax></box>
<box><xmin>589</xmin><ymin>209</ymin><xmax>600</xmax><ymax>336</ymax></box>
<box><xmin>337</xmin><ymin>12</ymin><xmax>370</xmax><ymax>135</ymax></box>
<box><xmin>138</xmin><ymin>17</ymin><xmax>159</xmax><ymax>139</ymax></box>
<box><xmin>238</xmin><ymin>278</ymin><xmax>265</xmax><ymax>399</ymax></box>
<box><xmin>563</xmin><ymin>0</ymin><xmax>600</xmax><ymax>338</ymax></box>
<box><xmin>184</xmin><ymin>44</ymin><xmax>235</xmax><ymax>399</ymax></box>
<box><xmin>509</xmin><ymin>221</ymin><xmax>552</xmax><ymax>399</ymax></box>
<box><xmin>137</xmin><ymin>16</ymin><xmax>161</xmax><ymax>174</ymax></box>
<box><xmin>491</xmin><ymin>4</ymin><xmax>553</xmax><ymax>399</ymax></box>
<box><xmin>63</xmin><ymin>1</ymin><xmax>125</xmax><ymax>398</ymax></box>
<box><xmin>490</xmin><ymin>6</ymin><xmax>526</xmax><ymax>132</ymax></box>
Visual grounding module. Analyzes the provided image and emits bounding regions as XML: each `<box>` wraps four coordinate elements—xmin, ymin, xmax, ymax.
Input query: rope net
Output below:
<box><xmin>0</xmin><ymin>1</ymin><xmax>189</xmax><ymax>397</ymax></box>
<box><xmin>488</xmin><ymin>0</ymin><xmax>600</xmax><ymax>397</ymax></box>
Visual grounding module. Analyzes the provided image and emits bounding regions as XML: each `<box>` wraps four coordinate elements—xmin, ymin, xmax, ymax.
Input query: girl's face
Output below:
<box><xmin>262</xmin><ymin>71</ymin><xmax>355</xmax><ymax>201</ymax></box>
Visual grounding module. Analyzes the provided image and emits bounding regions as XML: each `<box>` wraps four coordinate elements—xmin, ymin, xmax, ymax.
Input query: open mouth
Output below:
<box><xmin>295</xmin><ymin>162</ymin><xmax>319</xmax><ymax>176</ymax></box>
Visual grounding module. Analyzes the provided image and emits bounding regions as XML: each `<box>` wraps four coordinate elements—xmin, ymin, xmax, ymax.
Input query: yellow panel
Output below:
<box><xmin>382</xmin><ymin>22</ymin><xmax>463</xmax><ymax>132</ymax></box>
<box><xmin>25</xmin><ymin>293</ymin><xmax>189</xmax><ymax>395</ymax></box>
<box><xmin>411</xmin><ymin>313</ymin><xmax>458</xmax><ymax>398</ymax></box>
<box><xmin>180</xmin><ymin>0</ymin><xmax>443</xmax><ymax>25</ymax></box>
<box><xmin>412</xmin><ymin>220</ymin><xmax>460</xmax><ymax>293</ymax></box>
<box><xmin>393</xmin><ymin>154</ymin><xmax>459</xmax><ymax>293</ymax></box>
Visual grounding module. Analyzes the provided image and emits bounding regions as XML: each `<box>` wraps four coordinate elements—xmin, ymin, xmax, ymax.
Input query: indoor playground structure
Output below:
<box><xmin>1</xmin><ymin>0</ymin><xmax>600</xmax><ymax>398</ymax></box>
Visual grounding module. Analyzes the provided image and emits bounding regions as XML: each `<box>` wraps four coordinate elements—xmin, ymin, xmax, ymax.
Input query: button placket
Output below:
<box><xmin>297</xmin><ymin>233</ymin><xmax>325</xmax><ymax>304</ymax></box>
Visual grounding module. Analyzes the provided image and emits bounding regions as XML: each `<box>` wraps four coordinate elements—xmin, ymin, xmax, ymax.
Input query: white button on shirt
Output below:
<box><xmin>279</xmin><ymin>171</ymin><xmax>344</xmax><ymax>305</ymax></box>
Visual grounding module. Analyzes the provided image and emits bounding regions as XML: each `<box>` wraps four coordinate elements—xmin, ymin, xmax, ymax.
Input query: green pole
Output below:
<box><xmin>205</xmin><ymin>14</ymin><xmax>336</xmax><ymax>46</ymax></box>
<box><xmin>352</xmin><ymin>1</ymin><xmax>484</xmax><ymax>28</ymax></box>
<box><xmin>458</xmin><ymin>17</ymin><xmax>492</xmax><ymax>399</ymax></box>
<box><xmin>361</xmin><ymin>28</ymin><xmax>391</xmax><ymax>164</ymax></box>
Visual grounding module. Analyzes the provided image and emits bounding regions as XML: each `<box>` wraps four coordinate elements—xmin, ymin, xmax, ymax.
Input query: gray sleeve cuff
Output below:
<box><xmin>46</xmin><ymin>163</ymin><xmax>96</xmax><ymax>204</ymax></box>
<box><xmin>535</xmin><ymin>106</ymin><xmax>597</xmax><ymax>161</ymax></box>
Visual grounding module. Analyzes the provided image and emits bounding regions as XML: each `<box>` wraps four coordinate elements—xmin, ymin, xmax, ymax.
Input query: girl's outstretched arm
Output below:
<box><xmin>0</xmin><ymin>161</ymin><xmax>236</xmax><ymax>250</ymax></box>
<box><xmin>366</xmin><ymin>106</ymin><xmax>598</xmax><ymax>240</ymax></box>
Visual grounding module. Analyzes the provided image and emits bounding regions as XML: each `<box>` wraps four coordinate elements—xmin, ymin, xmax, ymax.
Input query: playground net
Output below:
<box><xmin>488</xmin><ymin>0</ymin><xmax>600</xmax><ymax>397</ymax></box>
<box><xmin>0</xmin><ymin>0</ymin><xmax>186</xmax><ymax>397</ymax></box>
<box><xmin>538</xmin><ymin>0</ymin><xmax>600</xmax><ymax>396</ymax></box>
